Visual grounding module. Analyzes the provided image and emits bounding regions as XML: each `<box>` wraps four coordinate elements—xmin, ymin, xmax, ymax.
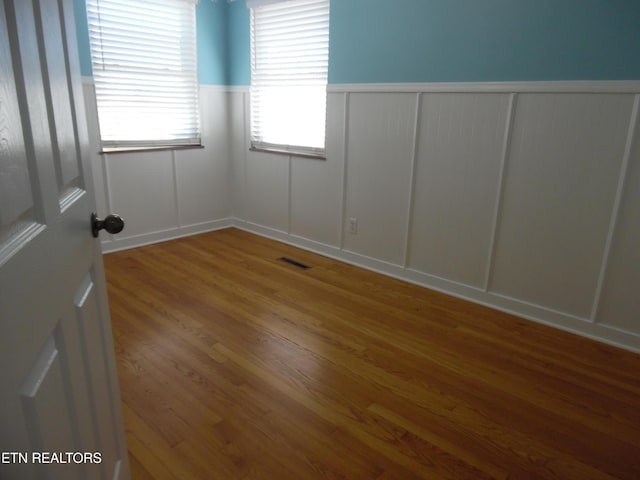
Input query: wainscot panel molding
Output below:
<box><xmin>490</xmin><ymin>93</ymin><xmax>634</xmax><ymax>319</ymax></box>
<box><xmin>327</xmin><ymin>81</ymin><xmax>640</xmax><ymax>94</ymax></box>
<box><xmin>83</xmin><ymin>78</ymin><xmax>640</xmax><ymax>352</ymax></box>
<box><xmin>343</xmin><ymin>93</ymin><xmax>417</xmax><ymax>265</ymax></box>
<box><xmin>595</xmin><ymin>96</ymin><xmax>640</xmax><ymax>334</ymax></box>
<box><xmin>229</xmin><ymin>83</ymin><xmax>640</xmax><ymax>353</ymax></box>
<box><xmin>82</xmin><ymin>78</ymin><xmax>233</xmax><ymax>253</ymax></box>
<box><xmin>409</xmin><ymin>92</ymin><xmax>511</xmax><ymax>289</ymax></box>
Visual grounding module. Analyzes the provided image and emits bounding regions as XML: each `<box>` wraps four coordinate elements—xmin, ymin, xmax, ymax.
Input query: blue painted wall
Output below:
<box><xmin>74</xmin><ymin>0</ymin><xmax>640</xmax><ymax>85</ymax></box>
<box><xmin>328</xmin><ymin>0</ymin><xmax>640</xmax><ymax>83</ymax></box>
<box><xmin>227</xmin><ymin>1</ymin><xmax>251</xmax><ymax>86</ymax></box>
<box><xmin>73</xmin><ymin>0</ymin><xmax>92</xmax><ymax>77</ymax></box>
<box><xmin>196</xmin><ymin>0</ymin><xmax>229</xmax><ymax>85</ymax></box>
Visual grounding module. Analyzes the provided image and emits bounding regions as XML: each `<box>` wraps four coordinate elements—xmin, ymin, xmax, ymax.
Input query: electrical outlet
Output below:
<box><xmin>348</xmin><ymin>217</ymin><xmax>358</xmax><ymax>235</ymax></box>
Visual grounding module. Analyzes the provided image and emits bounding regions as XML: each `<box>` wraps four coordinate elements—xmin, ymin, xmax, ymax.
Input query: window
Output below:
<box><xmin>249</xmin><ymin>0</ymin><xmax>330</xmax><ymax>158</ymax></box>
<box><xmin>86</xmin><ymin>0</ymin><xmax>200</xmax><ymax>150</ymax></box>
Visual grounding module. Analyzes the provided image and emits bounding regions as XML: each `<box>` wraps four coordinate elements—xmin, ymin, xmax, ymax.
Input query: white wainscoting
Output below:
<box><xmin>409</xmin><ymin>93</ymin><xmax>511</xmax><ymax>289</ymax></box>
<box><xmin>82</xmin><ymin>79</ymin><xmax>233</xmax><ymax>253</ymax></box>
<box><xmin>343</xmin><ymin>93</ymin><xmax>417</xmax><ymax>265</ymax></box>
<box><xmin>489</xmin><ymin>93</ymin><xmax>634</xmax><ymax>319</ymax></box>
<box><xmin>83</xmin><ymin>78</ymin><xmax>640</xmax><ymax>351</ymax></box>
<box><xmin>229</xmin><ymin>82</ymin><xmax>640</xmax><ymax>353</ymax></box>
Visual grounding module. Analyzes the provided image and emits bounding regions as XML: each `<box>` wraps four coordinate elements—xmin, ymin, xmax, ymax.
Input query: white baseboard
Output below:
<box><xmin>230</xmin><ymin>218</ymin><xmax>640</xmax><ymax>354</ymax></box>
<box><xmin>101</xmin><ymin>218</ymin><xmax>234</xmax><ymax>254</ymax></box>
<box><xmin>98</xmin><ymin>215</ymin><xmax>640</xmax><ymax>353</ymax></box>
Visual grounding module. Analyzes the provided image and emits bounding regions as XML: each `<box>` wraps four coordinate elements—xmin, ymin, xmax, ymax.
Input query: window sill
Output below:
<box><xmin>99</xmin><ymin>145</ymin><xmax>204</xmax><ymax>155</ymax></box>
<box><xmin>249</xmin><ymin>146</ymin><xmax>326</xmax><ymax>160</ymax></box>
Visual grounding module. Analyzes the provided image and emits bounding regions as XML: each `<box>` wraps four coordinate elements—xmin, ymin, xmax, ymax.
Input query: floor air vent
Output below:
<box><xmin>278</xmin><ymin>257</ymin><xmax>311</xmax><ymax>270</ymax></box>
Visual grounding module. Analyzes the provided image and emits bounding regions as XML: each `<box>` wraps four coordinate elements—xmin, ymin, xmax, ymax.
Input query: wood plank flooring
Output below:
<box><xmin>104</xmin><ymin>228</ymin><xmax>640</xmax><ymax>479</ymax></box>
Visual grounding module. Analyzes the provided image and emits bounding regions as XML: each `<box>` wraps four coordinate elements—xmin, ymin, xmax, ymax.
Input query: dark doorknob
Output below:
<box><xmin>91</xmin><ymin>212</ymin><xmax>125</xmax><ymax>238</ymax></box>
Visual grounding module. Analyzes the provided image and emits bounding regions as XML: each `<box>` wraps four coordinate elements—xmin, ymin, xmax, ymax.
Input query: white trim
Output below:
<box><xmin>171</xmin><ymin>151</ymin><xmax>181</xmax><ymax>227</ymax></box>
<box><xmin>86</xmin><ymin>0</ymin><xmax>200</xmax><ymax>147</ymax></box>
<box><xmin>96</xmin><ymin>204</ymin><xmax>640</xmax><ymax>353</ymax></box>
<box><xmin>249</xmin><ymin>0</ymin><xmax>329</xmax><ymax>155</ymax></box>
<box><xmin>483</xmin><ymin>93</ymin><xmax>516</xmax><ymax>292</ymax></box>
<box><xmin>229</xmin><ymin>219</ymin><xmax>640</xmax><ymax>354</ymax></box>
<box><xmin>287</xmin><ymin>155</ymin><xmax>292</xmax><ymax>234</ymax></box>
<box><xmin>225</xmin><ymin>85</ymin><xmax>251</xmax><ymax>93</ymax></box>
<box><xmin>339</xmin><ymin>92</ymin><xmax>350</xmax><ymax>250</ymax></box>
<box><xmin>83</xmin><ymin>78</ymin><xmax>640</xmax><ymax>94</ymax></box>
<box><xmin>402</xmin><ymin>92</ymin><xmax>421</xmax><ymax>268</ymax></box>
<box><xmin>87</xmin><ymin>83</ymin><xmax>640</xmax><ymax>355</ymax></box>
<box><xmin>101</xmin><ymin>218</ymin><xmax>233</xmax><ymax>254</ymax></box>
<box><xmin>243</xmin><ymin>92</ymin><xmax>250</xmax><ymax>221</ymax></box>
<box><xmin>327</xmin><ymin>81</ymin><xmax>640</xmax><ymax>94</ymax></box>
<box><xmin>590</xmin><ymin>94</ymin><xmax>640</xmax><ymax>323</ymax></box>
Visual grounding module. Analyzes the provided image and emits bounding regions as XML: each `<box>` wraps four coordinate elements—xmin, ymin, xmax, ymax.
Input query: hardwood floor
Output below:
<box><xmin>104</xmin><ymin>228</ymin><xmax>640</xmax><ymax>479</ymax></box>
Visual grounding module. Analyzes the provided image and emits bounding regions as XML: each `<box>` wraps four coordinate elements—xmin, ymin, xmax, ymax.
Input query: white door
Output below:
<box><xmin>0</xmin><ymin>1</ymin><xmax>129</xmax><ymax>479</ymax></box>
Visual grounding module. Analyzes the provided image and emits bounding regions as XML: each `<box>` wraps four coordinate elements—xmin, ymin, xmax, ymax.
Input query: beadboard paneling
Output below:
<box><xmin>489</xmin><ymin>93</ymin><xmax>634</xmax><ymax>318</ymax></box>
<box><xmin>175</xmin><ymin>88</ymin><xmax>230</xmax><ymax>226</ymax></box>
<box><xmin>227</xmin><ymin>84</ymin><xmax>640</xmax><ymax>352</ymax></box>
<box><xmin>174</xmin><ymin>147</ymin><xmax>229</xmax><ymax>227</ymax></box>
<box><xmin>85</xmin><ymin>81</ymin><xmax>640</xmax><ymax>351</ymax></box>
<box><xmin>289</xmin><ymin>93</ymin><xmax>346</xmax><ymax>247</ymax></box>
<box><xmin>597</xmin><ymin>100</ymin><xmax>640</xmax><ymax>333</ymax></box>
<box><xmin>245</xmin><ymin>149</ymin><xmax>290</xmax><ymax>232</ymax></box>
<box><xmin>106</xmin><ymin>150</ymin><xmax>178</xmax><ymax>238</ymax></box>
<box><xmin>229</xmin><ymin>91</ymin><xmax>247</xmax><ymax>220</ymax></box>
<box><xmin>82</xmin><ymin>80</ymin><xmax>232</xmax><ymax>252</ymax></box>
<box><xmin>343</xmin><ymin>93</ymin><xmax>417</xmax><ymax>265</ymax></box>
<box><xmin>408</xmin><ymin>93</ymin><xmax>511</xmax><ymax>288</ymax></box>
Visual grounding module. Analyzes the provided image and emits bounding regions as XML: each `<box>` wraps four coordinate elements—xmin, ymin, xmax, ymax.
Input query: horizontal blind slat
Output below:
<box><xmin>87</xmin><ymin>0</ymin><xmax>200</xmax><ymax>147</ymax></box>
<box><xmin>250</xmin><ymin>0</ymin><xmax>329</xmax><ymax>153</ymax></box>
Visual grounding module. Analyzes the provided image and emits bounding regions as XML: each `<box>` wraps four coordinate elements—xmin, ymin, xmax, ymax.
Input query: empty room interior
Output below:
<box><xmin>75</xmin><ymin>0</ymin><xmax>640</xmax><ymax>477</ymax></box>
<box><xmin>3</xmin><ymin>0</ymin><xmax>640</xmax><ymax>478</ymax></box>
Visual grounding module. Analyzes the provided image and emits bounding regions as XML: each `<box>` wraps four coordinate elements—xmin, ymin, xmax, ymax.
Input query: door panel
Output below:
<box><xmin>21</xmin><ymin>330</ymin><xmax>84</xmax><ymax>480</ymax></box>
<box><xmin>34</xmin><ymin>0</ymin><xmax>79</xmax><ymax>193</ymax></box>
<box><xmin>0</xmin><ymin>0</ymin><xmax>129</xmax><ymax>479</ymax></box>
<box><xmin>9</xmin><ymin>0</ymin><xmax>59</xmax><ymax>224</ymax></box>
<box><xmin>0</xmin><ymin>0</ymin><xmax>35</xmax><ymax>248</ymax></box>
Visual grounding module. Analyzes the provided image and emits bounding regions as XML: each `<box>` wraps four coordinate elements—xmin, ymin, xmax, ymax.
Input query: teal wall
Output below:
<box><xmin>74</xmin><ymin>0</ymin><xmax>640</xmax><ymax>86</ymax></box>
<box><xmin>73</xmin><ymin>0</ymin><xmax>92</xmax><ymax>77</ymax></box>
<box><xmin>196</xmin><ymin>0</ymin><xmax>228</xmax><ymax>85</ymax></box>
<box><xmin>328</xmin><ymin>0</ymin><xmax>640</xmax><ymax>83</ymax></box>
<box><xmin>227</xmin><ymin>1</ymin><xmax>251</xmax><ymax>86</ymax></box>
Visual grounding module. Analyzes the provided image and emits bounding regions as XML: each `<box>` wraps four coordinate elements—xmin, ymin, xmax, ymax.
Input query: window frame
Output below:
<box><xmin>248</xmin><ymin>0</ymin><xmax>330</xmax><ymax>159</ymax></box>
<box><xmin>86</xmin><ymin>0</ymin><xmax>201</xmax><ymax>152</ymax></box>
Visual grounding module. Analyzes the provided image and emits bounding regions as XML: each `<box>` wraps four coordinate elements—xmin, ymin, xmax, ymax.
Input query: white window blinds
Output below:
<box><xmin>87</xmin><ymin>0</ymin><xmax>200</xmax><ymax>149</ymax></box>
<box><xmin>249</xmin><ymin>0</ymin><xmax>330</xmax><ymax>157</ymax></box>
